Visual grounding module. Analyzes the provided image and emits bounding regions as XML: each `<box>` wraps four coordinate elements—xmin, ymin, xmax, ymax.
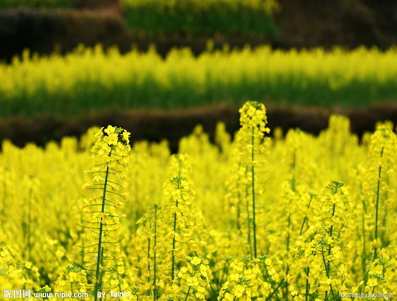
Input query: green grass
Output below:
<box><xmin>121</xmin><ymin>0</ymin><xmax>279</xmax><ymax>37</ymax></box>
<box><xmin>0</xmin><ymin>0</ymin><xmax>73</xmax><ymax>9</ymax></box>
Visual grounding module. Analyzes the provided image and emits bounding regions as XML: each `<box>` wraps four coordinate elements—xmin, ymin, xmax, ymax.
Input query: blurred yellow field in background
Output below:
<box><xmin>2</xmin><ymin>45</ymin><xmax>397</xmax><ymax>117</ymax></box>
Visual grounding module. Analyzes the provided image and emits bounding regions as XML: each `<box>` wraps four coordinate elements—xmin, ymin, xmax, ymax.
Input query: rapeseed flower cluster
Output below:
<box><xmin>80</xmin><ymin>125</ymin><xmax>131</xmax><ymax>299</ymax></box>
<box><xmin>218</xmin><ymin>259</ymin><xmax>273</xmax><ymax>300</ymax></box>
<box><xmin>236</xmin><ymin>101</ymin><xmax>270</xmax><ymax>259</ymax></box>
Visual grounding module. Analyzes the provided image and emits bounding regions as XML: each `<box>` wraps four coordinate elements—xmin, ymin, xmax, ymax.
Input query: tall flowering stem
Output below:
<box><xmin>308</xmin><ymin>180</ymin><xmax>351</xmax><ymax>301</ymax></box>
<box><xmin>162</xmin><ymin>155</ymin><xmax>196</xmax><ymax>282</ymax></box>
<box><xmin>238</xmin><ymin>101</ymin><xmax>270</xmax><ymax>259</ymax></box>
<box><xmin>152</xmin><ymin>204</ymin><xmax>159</xmax><ymax>301</ymax></box>
<box><xmin>373</xmin><ymin>146</ymin><xmax>383</xmax><ymax>261</ymax></box>
<box><xmin>81</xmin><ymin>125</ymin><xmax>131</xmax><ymax>300</ymax></box>
<box><xmin>365</xmin><ymin>125</ymin><xmax>396</xmax><ymax>262</ymax></box>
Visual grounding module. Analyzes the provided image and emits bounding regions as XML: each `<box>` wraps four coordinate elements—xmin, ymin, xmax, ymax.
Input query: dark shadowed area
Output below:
<box><xmin>1</xmin><ymin>104</ymin><xmax>397</xmax><ymax>153</ymax></box>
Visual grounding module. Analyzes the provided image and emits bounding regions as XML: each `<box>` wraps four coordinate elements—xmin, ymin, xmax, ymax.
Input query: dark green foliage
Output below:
<box><xmin>122</xmin><ymin>1</ymin><xmax>278</xmax><ymax>37</ymax></box>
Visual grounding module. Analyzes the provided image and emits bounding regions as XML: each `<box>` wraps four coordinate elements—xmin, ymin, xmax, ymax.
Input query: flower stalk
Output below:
<box><xmin>238</xmin><ymin>101</ymin><xmax>270</xmax><ymax>259</ymax></box>
<box><xmin>81</xmin><ymin>125</ymin><xmax>131</xmax><ymax>299</ymax></box>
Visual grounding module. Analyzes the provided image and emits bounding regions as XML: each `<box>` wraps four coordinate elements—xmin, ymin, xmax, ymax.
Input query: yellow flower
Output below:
<box><xmin>104</xmin><ymin>125</ymin><xmax>115</xmax><ymax>136</ymax></box>
<box><xmin>367</xmin><ymin>278</ymin><xmax>378</xmax><ymax>287</ymax></box>
<box><xmin>191</xmin><ymin>257</ymin><xmax>201</xmax><ymax>265</ymax></box>
<box><xmin>82</xmin><ymin>183</ymin><xmax>92</xmax><ymax>192</ymax></box>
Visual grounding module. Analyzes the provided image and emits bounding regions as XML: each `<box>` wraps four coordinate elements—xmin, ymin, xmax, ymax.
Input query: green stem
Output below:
<box><xmin>329</xmin><ymin>203</ymin><xmax>336</xmax><ymax>238</ymax></box>
<box><xmin>286</xmin><ymin>215</ymin><xmax>291</xmax><ymax>252</ymax></box>
<box><xmin>114</xmin><ymin>257</ymin><xmax>122</xmax><ymax>293</ymax></box>
<box><xmin>251</xmin><ymin>127</ymin><xmax>257</xmax><ymax>258</ymax></box>
<box><xmin>321</xmin><ymin>244</ymin><xmax>336</xmax><ymax>301</ymax></box>
<box><xmin>246</xmin><ymin>179</ymin><xmax>253</xmax><ymax>258</ymax></box>
<box><xmin>183</xmin><ymin>286</ymin><xmax>192</xmax><ymax>301</ymax></box>
<box><xmin>299</xmin><ymin>194</ymin><xmax>313</xmax><ymax>236</ymax></box>
<box><xmin>284</xmin><ymin>149</ymin><xmax>296</xmax><ymax>301</ymax></box>
<box><xmin>172</xmin><ymin>201</ymin><xmax>179</xmax><ymax>281</ymax></box>
<box><xmin>261</xmin><ymin>262</ymin><xmax>282</xmax><ymax>301</ymax></box>
<box><xmin>94</xmin><ymin>163</ymin><xmax>110</xmax><ymax>301</ymax></box>
<box><xmin>147</xmin><ymin>237</ymin><xmax>151</xmax><ymax>283</ymax></box>
<box><xmin>172</xmin><ymin>159</ymin><xmax>182</xmax><ymax>281</ymax></box>
<box><xmin>285</xmin><ymin>214</ymin><xmax>290</xmax><ymax>301</ymax></box>
<box><xmin>374</xmin><ymin>146</ymin><xmax>384</xmax><ymax>261</ymax></box>
<box><xmin>237</xmin><ymin>164</ymin><xmax>242</xmax><ymax>232</ymax></box>
<box><xmin>266</xmin><ymin>278</ymin><xmax>284</xmax><ymax>301</ymax></box>
<box><xmin>27</xmin><ymin>186</ymin><xmax>33</xmax><ymax>261</ymax></box>
<box><xmin>361</xmin><ymin>200</ymin><xmax>367</xmax><ymax>275</ymax></box>
<box><xmin>305</xmin><ymin>267</ymin><xmax>310</xmax><ymax>301</ymax></box>
<box><xmin>153</xmin><ymin>205</ymin><xmax>158</xmax><ymax>301</ymax></box>
<box><xmin>237</xmin><ymin>191</ymin><xmax>241</xmax><ymax>232</ymax></box>
<box><xmin>99</xmin><ymin>248</ymin><xmax>104</xmax><ymax>295</ymax></box>
<box><xmin>381</xmin><ymin>202</ymin><xmax>388</xmax><ymax>247</ymax></box>
<box><xmin>171</xmin><ymin>211</ymin><xmax>177</xmax><ymax>281</ymax></box>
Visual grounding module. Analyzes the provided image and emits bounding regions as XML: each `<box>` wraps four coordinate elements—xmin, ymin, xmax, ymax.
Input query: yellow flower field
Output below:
<box><xmin>1</xmin><ymin>101</ymin><xmax>396</xmax><ymax>300</ymax></box>
<box><xmin>2</xmin><ymin>45</ymin><xmax>397</xmax><ymax>117</ymax></box>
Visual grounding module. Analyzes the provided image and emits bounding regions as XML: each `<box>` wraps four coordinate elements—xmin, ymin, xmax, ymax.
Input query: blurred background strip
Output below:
<box><xmin>1</xmin><ymin>0</ymin><xmax>397</xmax><ymax>147</ymax></box>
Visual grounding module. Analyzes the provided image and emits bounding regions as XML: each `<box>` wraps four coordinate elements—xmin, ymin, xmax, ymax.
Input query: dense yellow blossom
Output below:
<box><xmin>1</xmin><ymin>102</ymin><xmax>397</xmax><ymax>300</ymax></box>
